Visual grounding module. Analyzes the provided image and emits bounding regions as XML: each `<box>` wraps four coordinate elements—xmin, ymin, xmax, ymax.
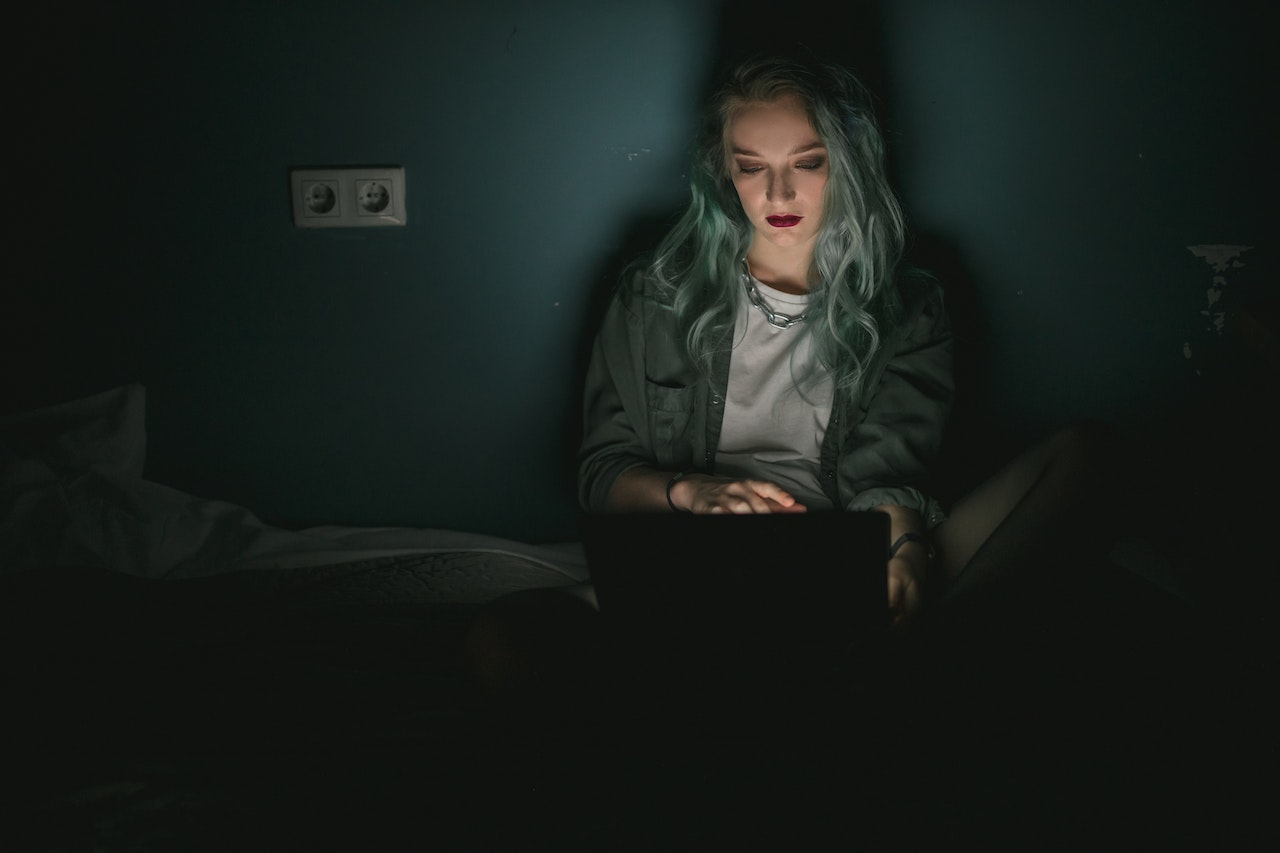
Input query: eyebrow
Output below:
<box><xmin>730</xmin><ymin>142</ymin><xmax>826</xmax><ymax>157</ymax></box>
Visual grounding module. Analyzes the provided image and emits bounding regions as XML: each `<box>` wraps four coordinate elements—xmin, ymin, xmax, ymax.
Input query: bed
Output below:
<box><xmin>2</xmin><ymin>384</ymin><xmax>609</xmax><ymax>848</ymax></box>
<box><xmin>2</xmin><ymin>382</ymin><xmax>1271</xmax><ymax>849</ymax></box>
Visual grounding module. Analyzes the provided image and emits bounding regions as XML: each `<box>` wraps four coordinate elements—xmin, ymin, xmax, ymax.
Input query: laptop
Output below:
<box><xmin>578</xmin><ymin>510</ymin><xmax>890</xmax><ymax>677</ymax></box>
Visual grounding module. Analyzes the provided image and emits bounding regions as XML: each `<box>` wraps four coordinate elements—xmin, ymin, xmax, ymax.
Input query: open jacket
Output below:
<box><xmin>578</xmin><ymin>272</ymin><xmax>955</xmax><ymax>527</ymax></box>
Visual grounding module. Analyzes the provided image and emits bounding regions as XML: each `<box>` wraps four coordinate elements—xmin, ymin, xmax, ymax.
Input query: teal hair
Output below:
<box><xmin>639</xmin><ymin>55</ymin><xmax>909</xmax><ymax>396</ymax></box>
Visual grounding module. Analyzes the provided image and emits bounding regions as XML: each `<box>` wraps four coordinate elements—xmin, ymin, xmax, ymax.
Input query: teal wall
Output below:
<box><xmin>879</xmin><ymin>1</ymin><xmax>1271</xmax><ymax>442</ymax></box>
<box><xmin>5</xmin><ymin>1</ymin><xmax>1271</xmax><ymax>542</ymax></box>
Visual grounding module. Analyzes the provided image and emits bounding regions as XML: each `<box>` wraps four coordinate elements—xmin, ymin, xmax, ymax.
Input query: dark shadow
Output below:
<box><xmin>705</xmin><ymin>0</ymin><xmax>892</xmax><ymax>105</ymax></box>
<box><xmin>904</xmin><ymin>232</ymin><xmax>1015</xmax><ymax>506</ymax></box>
<box><xmin>558</xmin><ymin>206</ymin><xmax>684</xmax><ymax>507</ymax></box>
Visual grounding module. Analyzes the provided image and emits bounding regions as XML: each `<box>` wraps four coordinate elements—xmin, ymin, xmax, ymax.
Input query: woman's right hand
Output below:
<box><xmin>669</xmin><ymin>473</ymin><xmax>807</xmax><ymax>515</ymax></box>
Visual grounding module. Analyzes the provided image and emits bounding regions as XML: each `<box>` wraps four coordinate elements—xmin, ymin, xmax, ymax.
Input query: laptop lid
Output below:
<box><xmin>579</xmin><ymin>510</ymin><xmax>890</xmax><ymax>661</ymax></box>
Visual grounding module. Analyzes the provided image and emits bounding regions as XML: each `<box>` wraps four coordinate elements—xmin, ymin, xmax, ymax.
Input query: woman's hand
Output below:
<box><xmin>874</xmin><ymin>503</ymin><xmax>930</xmax><ymax>627</ymax></box>
<box><xmin>670</xmin><ymin>473</ymin><xmax>808</xmax><ymax>515</ymax></box>
<box><xmin>887</xmin><ymin>552</ymin><xmax>926</xmax><ymax>627</ymax></box>
<box><xmin>608</xmin><ymin>466</ymin><xmax>806</xmax><ymax>514</ymax></box>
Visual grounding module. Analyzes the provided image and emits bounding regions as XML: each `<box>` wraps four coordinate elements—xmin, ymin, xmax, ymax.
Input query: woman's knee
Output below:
<box><xmin>1044</xmin><ymin>419</ymin><xmax>1122</xmax><ymax>477</ymax></box>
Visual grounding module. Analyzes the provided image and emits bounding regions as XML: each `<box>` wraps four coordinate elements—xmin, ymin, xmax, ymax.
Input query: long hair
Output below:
<box><xmin>641</xmin><ymin>55</ymin><xmax>909</xmax><ymax>396</ymax></box>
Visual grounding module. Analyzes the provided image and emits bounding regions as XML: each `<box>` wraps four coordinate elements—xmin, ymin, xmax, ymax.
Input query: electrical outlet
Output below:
<box><xmin>290</xmin><ymin>166</ymin><xmax>406</xmax><ymax>228</ymax></box>
<box><xmin>356</xmin><ymin>179</ymin><xmax>393</xmax><ymax>215</ymax></box>
<box><xmin>301</xmin><ymin>180</ymin><xmax>340</xmax><ymax>218</ymax></box>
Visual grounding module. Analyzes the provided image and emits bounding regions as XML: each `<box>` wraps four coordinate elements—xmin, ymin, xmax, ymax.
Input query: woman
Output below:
<box><xmin>577</xmin><ymin>54</ymin><xmax>1113</xmax><ymax>625</ymax></box>
<box><xmin>468</xmin><ymin>55</ymin><xmax>1114</xmax><ymax>697</ymax></box>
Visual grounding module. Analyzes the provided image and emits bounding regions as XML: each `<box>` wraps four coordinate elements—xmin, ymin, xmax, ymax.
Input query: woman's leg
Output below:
<box><xmin>464</xmin><ymin>583</ymin><xmax>603</xmax><ymax>703</ymax></box>
<box><xmin>931</xmin><ymin>420</ymin><xmax>1120</xmax><ymax>596</ymax></box>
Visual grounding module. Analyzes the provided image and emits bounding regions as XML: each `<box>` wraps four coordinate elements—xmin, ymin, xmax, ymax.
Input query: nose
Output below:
<box><xmin>766</xmin><ymin>171</ymin><xmax>796</xmax><ymax>203</ymax></box>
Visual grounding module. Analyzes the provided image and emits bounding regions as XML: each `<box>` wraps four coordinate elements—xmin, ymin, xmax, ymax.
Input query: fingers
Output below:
<box><xmin>749</xmin><ymin>479</ymin><xmax>800</xmax><ymax>508</ymax></box>
<box><xmin>887</xmin><ymin>559</ymin><xmax>923</xmax><ymax>627</ymax></box>
<box><xmin>892</xmin><ymin>580</ymin><xmax>921</xmax><ymax>627</ymax></box>
<box><xmin>766</xmin><ymin>497</ymin><xmax>809</xmax><ymax>513</ymax></box>
<box><xmin>692</xmin><ymin>478</ymin><xmax>805</xmax><ymax>514</ymax></box>
<box><xmin>705</xmin><ymin>491</ymin><xmax>771</xmax><ymax>514</ymax></box>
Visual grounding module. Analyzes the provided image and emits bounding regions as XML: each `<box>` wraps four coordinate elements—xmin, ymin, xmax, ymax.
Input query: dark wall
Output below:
<box><xmin>4</xmin><ymin>1</ymin><xmax>1272</xmax><ymax>542</ymax></box>
<box><xmin>879</xmin><ymin>1</ymin><xmax>1272</xmax><ymax>440</ymax></box>
<box><xmin>5</xmin><ymin>0</ymin><xmax>721</xmax><ymax>542</ymax></box>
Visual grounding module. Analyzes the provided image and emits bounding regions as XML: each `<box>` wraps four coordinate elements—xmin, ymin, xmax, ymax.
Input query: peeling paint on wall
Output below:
<box><xmin>608</xmin><ymin>147</ymin><xmax>652</xmax><ymax>162</ymax></box>
<box><xmin>1183</xmin><ymin>244</ymin><xmax>1253</xmax><ymax>374</ymax></box>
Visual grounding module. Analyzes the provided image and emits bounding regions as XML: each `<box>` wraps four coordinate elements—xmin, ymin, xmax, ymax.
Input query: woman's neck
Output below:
<box><xmin>745</xmin><ymin>244</ymin><xmax>816</xmax><ymax>295</ymax></box>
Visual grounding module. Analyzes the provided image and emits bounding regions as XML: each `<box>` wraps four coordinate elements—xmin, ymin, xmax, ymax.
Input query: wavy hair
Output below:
<box><xmin>639</xmin><ymin>55</ymin><xmax>910</xmax><ymax>396</ymax></box>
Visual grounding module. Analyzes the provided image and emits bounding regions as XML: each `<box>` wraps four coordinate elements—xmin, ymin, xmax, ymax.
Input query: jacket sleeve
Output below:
<box><xmin>577</xmin><ymin>282</ymin><xmax>661</xmax><ymax>512</ymax></box>
<box><xmin>838</xmin><ymin>278</ymin><xmax>955</xmax><ymax>527</ymax></box>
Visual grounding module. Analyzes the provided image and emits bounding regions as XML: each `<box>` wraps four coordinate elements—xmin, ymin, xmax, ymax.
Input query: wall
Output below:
<box><xmin>4</xmin><ymin>1</ymin><xmax>1272</xmax><ymax>542</ymax></box>
<box><xmin>6</xmin><ymin>1</ymin><xmax>721</xmax><ymax>541</ymax></box>
<box><xmin>879</xmin><ymin>0</ymin><xmax>1272</xmax><ymax>445</ymax></box>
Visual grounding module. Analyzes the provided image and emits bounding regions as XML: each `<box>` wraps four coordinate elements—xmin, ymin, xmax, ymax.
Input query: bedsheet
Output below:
<box><xmin>1</xmin><ymin>384</ymin><xmax>588</xmax><ymax>598</ymax></box>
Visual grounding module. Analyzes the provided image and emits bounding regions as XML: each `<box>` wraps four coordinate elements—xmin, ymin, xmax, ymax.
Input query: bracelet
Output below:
<box><xmin>889</xmin><ymin>531</ymin><xmax>933</xmax><ymax>560</ymax></box>
<box><xmin>666</xmin><ymin>470</ymin><xmax>690</xmax><ymax>513</ymax></box>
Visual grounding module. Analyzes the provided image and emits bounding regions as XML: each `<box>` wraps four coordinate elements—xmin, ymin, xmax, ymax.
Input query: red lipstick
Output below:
<box><xmin>766</xmin><ymin>215</ymin><xmax>802</xmax><ymax>228</ymax></box>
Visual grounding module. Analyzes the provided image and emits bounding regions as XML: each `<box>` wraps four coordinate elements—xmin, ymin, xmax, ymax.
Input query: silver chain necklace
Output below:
<box><xmin>742</xmin><ymin>267</ymin><xmax>808</xmax><ymax>330</ymax></box>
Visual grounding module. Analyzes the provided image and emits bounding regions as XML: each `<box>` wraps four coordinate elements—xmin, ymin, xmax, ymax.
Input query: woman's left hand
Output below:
<box><xmin>887</xmin><ymin>553</ymin><xmax>926</xmax><ymax>627</ymax></box>
<box><xmin>873</xmin><ymin>504</ymin><xmax>930</xmax><ymax>627</ymax></box>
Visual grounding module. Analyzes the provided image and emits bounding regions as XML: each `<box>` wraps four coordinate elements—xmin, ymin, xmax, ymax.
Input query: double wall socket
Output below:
<box><xmin>290</xmin><ymin>166</ymin><xmax>406</xmax><ymax>228</ymax></box>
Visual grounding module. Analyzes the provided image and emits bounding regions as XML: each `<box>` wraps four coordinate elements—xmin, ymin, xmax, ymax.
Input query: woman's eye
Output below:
<box><xmin>796</xmin><ymin>160</ymin><xmax>825</xmax><ymax>171</ymax></box>
<box><xmin>737</xmin><ymin>165</ymin><xmax>763</xmax><ymax>175</ymax></box>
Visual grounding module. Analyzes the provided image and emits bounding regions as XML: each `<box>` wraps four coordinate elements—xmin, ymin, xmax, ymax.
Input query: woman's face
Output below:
<box><xmin>726</xmin><ymin>94</ymin><xmax>829</xmax><ymax>257</ymax></box>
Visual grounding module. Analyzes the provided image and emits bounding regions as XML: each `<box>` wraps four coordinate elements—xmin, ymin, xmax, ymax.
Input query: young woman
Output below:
<box><xmin>468</xmin><ymin>55</ymin><xmax>1115</xmax><ymax>696</ymax></box>
<box><xmin>577</xmin><ymin>55</ymin><xmax>1114</xmax><ymax>625</ymax></box>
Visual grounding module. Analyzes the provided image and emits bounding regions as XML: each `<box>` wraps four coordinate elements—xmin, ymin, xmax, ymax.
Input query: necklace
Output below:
<box><xmin>741</xmin><ymin>264</ymin><xmax>808</xmax><ymax>329</ymax></box>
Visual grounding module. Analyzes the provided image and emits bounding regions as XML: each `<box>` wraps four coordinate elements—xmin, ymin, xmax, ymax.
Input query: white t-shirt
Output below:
<box><xmin>714</xmin><ymin>277</ymin><xmax>835</xmax><ymax>511</ymax></box>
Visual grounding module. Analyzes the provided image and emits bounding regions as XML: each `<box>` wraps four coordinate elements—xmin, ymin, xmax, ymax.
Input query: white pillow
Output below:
<box><xmin>0</xmin><ymin>384</ymin><xmax>146</xmax><ymax>479</ymax></box>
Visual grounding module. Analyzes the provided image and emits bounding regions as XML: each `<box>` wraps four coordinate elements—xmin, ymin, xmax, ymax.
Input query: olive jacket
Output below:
<box><xmin>577</xmin><ymin>273</ymin><xmax>955</xmax><ymax>527</ymax></box>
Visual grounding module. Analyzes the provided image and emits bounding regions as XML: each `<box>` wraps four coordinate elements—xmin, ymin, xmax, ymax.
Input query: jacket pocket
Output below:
<box><xmin>644</xmin><ymin>380</ymin><xmax>695</xmax><ymax>470</ymax></box>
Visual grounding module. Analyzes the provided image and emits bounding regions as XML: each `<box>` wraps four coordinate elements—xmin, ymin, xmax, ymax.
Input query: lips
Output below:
<box><xmin>766</xmin><ymin>215</ymin><xmax>802</xmax><ymax>228</ymax></box>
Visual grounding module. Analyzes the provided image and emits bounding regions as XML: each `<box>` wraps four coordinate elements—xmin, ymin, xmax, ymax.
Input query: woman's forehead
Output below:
<box><xmin>724</xmin><ymin>95</ymin><xmax>820</xmax><ymax>148</ymax></box>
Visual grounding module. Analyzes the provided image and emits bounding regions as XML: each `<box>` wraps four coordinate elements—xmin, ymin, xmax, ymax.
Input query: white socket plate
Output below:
<box><xmin>290</xmin><ymin>166</ymin><xmax>406</xmax><ymax>227</ymax></box>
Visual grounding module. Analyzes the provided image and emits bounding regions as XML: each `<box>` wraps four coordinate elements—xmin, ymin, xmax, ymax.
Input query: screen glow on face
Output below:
<box><xmin>727</xmin><ymin>94</ymin><xmax>829</xmax><ymax>259</ymax></box>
